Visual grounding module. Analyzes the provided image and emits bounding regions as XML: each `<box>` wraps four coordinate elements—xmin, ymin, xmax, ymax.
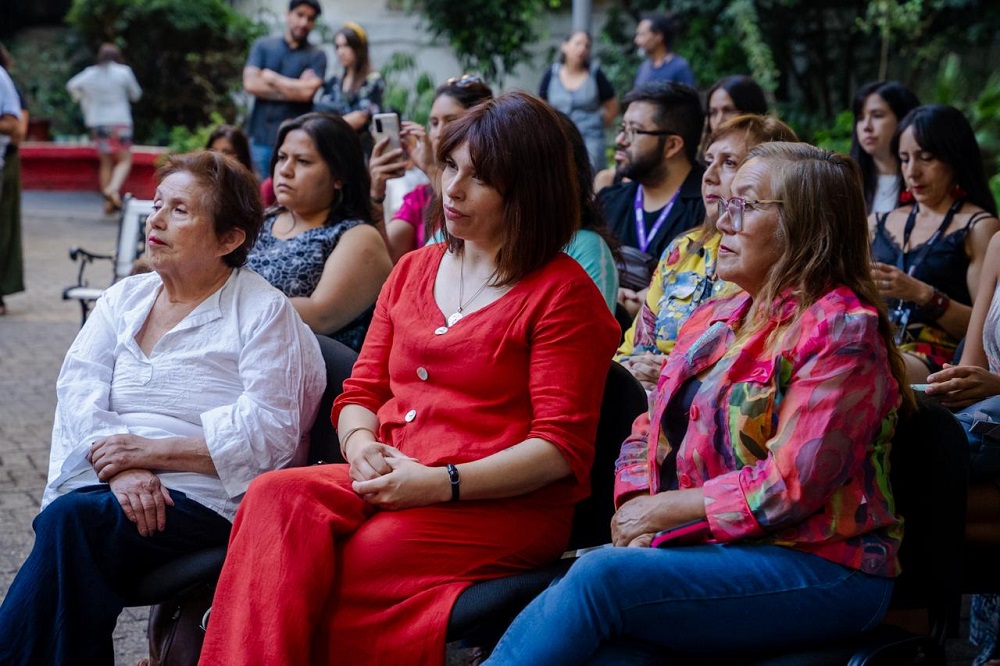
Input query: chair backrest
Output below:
<box><xmin>888</xmin><ymin>395</ymin><xmax>969</xmax><ymax>636</ymax></box>
<box><xmin>114</xmin><ymin>196</ymin><xmax>154</xmax><ymax>280</ymax></box>
<box><xmin>309</xmin><ymin>334</ymin><xmax>359</xmax><ymax>464</ymax></box>
<box><xmin>568</xmin><ymin>361</ymin><xmax>648</xmax><ymax>550</ymax></box>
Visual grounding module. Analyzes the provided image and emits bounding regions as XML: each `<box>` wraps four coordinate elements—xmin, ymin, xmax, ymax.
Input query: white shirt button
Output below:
<box><xmin>405</xmin><ymin>409</ymin><xmax>417</xmax><ymax>422</ymax></box>
<box><xmin>434</xmin><ymin>326</ymin><xmax>449</xmax><ymax>335</ymax></box>
<box><xmin>417</xmin><ymin>367</ymin><xmax>429</xmax><ymax>381</ymax></box>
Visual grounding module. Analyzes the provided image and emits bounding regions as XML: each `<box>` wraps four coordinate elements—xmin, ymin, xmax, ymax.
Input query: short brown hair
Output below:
<box><xmin>435</xmin><ymin>91</ymin><xmax>580</xmax><ymax>286</ymax></box>
<box><xmin>155</xmin><ymin>151</ymin><xmax>264</xmax><ymax>268</ymax></box>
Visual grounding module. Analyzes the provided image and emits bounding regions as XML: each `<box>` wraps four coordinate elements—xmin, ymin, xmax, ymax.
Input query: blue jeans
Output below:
<box><xmin>251</xmin><ymin>141</ymin><xmax>273</xmax><ymax>181</ymax></box>
<box><xmin>485</xmin><ymin>543</ymin><xmax>894</xmax><ymax>665</ymax></box>
<box><xmin>0</xmin><ymin>485</ymin><xmax>231</xmax><ymax>666</ymax></box>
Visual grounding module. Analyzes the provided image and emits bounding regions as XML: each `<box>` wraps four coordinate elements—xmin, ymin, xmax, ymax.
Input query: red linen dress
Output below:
<box><xmin>198</xmin><ymin>245</ymin><xmax>620</xmax><ymax>665</ymax></box>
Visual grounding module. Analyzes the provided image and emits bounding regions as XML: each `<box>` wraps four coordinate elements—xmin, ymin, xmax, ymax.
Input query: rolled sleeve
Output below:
<box><xmin>203</xmin><ymin>302</ymin><xmax>325</xmax><ymax>498</ymax></box>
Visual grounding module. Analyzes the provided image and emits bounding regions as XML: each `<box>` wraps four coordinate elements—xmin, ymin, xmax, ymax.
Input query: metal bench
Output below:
<box><xmin>62</xmin><ymin>195</ymin><xmax>154</xmax><ymax>326</ymax></box>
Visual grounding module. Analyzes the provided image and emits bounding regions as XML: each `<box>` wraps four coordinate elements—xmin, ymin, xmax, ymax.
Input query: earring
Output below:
<box><xmin>950</xmin><ymin>183</ymin><xmax>968</xmax><ymax>200</ymax></box>
<box><xmin>899</xmin><ymin>188</ymin><xmax>914</xmax><ymax>205</ymax></box>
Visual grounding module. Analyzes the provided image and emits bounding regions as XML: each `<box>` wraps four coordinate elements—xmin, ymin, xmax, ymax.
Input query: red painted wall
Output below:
<box><xmin>20</xmin><ymin>143</ymin><xmax>167</xmax><ymax>199</ymax></box>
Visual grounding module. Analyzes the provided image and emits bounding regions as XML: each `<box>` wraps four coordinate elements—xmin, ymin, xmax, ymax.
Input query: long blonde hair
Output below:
<box><xmin>743</xmin><ymin>142</ymin><xmax>914</xmax><ymax>412</ymax></box>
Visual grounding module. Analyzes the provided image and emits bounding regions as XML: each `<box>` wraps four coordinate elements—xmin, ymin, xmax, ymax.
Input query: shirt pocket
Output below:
<box><xmin>725</xmin><ymin>362</ymin><xmax>780</xmax><ymax>465</ymax></box>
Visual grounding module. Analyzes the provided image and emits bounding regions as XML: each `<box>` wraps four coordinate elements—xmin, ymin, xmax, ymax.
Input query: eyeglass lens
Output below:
<box><xmin>717</xmin><ymin>198</ymin><xmax>744</xmax><ymax>231</ymax></box>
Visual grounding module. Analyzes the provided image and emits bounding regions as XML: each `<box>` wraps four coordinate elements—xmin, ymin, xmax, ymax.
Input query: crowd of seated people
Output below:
<box><xmin>5</xmin><ymin>38</ymin><xmax>1000</xmax><ymax>664</ymax></box>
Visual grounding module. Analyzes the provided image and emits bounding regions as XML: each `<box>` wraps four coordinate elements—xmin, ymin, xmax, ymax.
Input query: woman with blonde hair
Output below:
<box><xmin>487</xmin><ymin>143</ymin><xmax>908</xmax><ymax>663</ymax></box>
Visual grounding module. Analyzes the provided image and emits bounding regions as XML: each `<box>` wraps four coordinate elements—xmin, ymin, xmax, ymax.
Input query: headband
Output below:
<box><xmin>342</xmin><ymin>21</ymin><xmax>367</xmax><ymax>44</ymax></box>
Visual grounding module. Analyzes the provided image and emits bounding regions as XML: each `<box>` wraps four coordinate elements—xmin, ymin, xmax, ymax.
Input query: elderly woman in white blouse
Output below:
<box><xmin>0</xmin><ymin>151</ymin><xmax>326</xmax><ymax>666</ymax></box>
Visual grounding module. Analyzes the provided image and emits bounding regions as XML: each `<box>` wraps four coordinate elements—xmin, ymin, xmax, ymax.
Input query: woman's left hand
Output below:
<box><xmin>351</xmin><ymin>455</ymin><xmax>450</xmax><ymax>510</ymax></box>
<box><xmin>89</xmin><ymin>434</ymin><xmax>155</xmax><ymax>481</ymax></box>
<box><xmin>610</xmin><ymin>494</ymin><xmax>672</xmax><ymax>546</ymax></box>
<box><xmin>871</xmin><ymin>262</ymin><xmax>933</xmax><ymax>304</ymax></box>
<box><xmin>926</xmin><ymin>363</ymin><xmax>1000</xmax><ymax>408</ymax></box>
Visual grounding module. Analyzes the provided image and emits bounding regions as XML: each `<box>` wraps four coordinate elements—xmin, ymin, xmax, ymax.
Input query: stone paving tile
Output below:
<box><xmin>0</xmin><ymin>191</ymin><xmax>149</xmax><ymax>665</ymax></box>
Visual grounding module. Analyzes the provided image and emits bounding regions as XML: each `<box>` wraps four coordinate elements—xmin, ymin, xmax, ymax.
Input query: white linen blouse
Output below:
<box><xmin>42</xmin><ymin>268</ymin><xmax>326</xmax><ymax>521</ymax></box>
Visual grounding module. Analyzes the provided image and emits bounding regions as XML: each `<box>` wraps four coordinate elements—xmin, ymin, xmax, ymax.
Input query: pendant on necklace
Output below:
<box><xmin>447</xmin><ymin>311</ymin><xmax>463</xmax><ymax>327</ymax></box>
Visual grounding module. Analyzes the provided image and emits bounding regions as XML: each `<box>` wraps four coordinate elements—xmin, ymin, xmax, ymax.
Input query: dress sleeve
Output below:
<box><xmin>45</xmin><ymin>293</ymin><xmax>131</xmax><ymax>501</ymax></box>
<box><xmin>613</xmin><ymin>410</ymin><xmax>654</xmax><ymax>505</ymax></box>
<box><xmin>201</xmin><ymin>297</ymin><xmax>326</xmax><ymax>498</ymax></box>
<box><xmin>525</xmin><ymin>277</ymin><xmax>621</xmax><ymax>486</ymax></box>
<box><xmin>393</xmin><ymin>186</ymin><xmax>427</xmax><ymax>230</ymax></box>
<box><xmin>702</xmin><ymin>304</ymin><xmax>896</xmax><ymax>541</ymax></box>
<box><xmin>356</xmin><ymin>73</ymin><xmax>384</xmax><ymax>115</ymax></box>
<box><xmin>595</xmin><ymin>68</ymin><xmax>615</xmax><ymax>102</ymax></box>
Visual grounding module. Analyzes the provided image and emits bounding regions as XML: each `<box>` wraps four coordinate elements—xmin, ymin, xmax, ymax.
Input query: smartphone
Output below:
<box><xmin>650</xmin><ymin>519</ymin><xmax>712</xmax><ymax>548</ymax></box>
<box><xmin>371</xmin><ymin>112</ymin><xmax>402</xmax><ymax>151</ymax></box>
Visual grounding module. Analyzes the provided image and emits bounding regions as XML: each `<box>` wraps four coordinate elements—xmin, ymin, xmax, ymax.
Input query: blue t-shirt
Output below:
<box><xmin>634</xmin><ymin>55</ymin><xmax>696</xmax><ymax>87</ymax></box>
<box><xmin>244</xmin><ymin>36</ymin><xmax>327</xmax><ymax>149</ymax></box>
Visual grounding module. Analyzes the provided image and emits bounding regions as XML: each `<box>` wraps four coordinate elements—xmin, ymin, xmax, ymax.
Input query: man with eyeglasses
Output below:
<box><xmin>597</xmin><ymin>81</ymin><xmax>705</xmax><ymax>316</ymax></box>
<box><xmin>243</xmin><ymin>0</ymin><xmax>327</xmax><ymax>179</ymax></box>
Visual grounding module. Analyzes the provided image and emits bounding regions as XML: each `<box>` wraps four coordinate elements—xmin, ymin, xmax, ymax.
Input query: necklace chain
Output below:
<box><xmin>448</xmin><ymin>253</ymin><xmax>495</xmax><ymax>327</ymax></box>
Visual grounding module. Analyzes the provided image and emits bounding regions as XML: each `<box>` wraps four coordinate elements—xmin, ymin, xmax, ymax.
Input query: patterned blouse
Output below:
<box><xmin>616</xmin><ymin>229</ymin><xmax>740</xmax><ymax>361</ymax></box>
<box><xmin>315</xmin><ymin>71</ymin><xmax>384</xmax><ymax>153</ymax></box>
<box><xmin>615</xmin><ymin>286</ymin><xmax>903</xmax><ymax>578</ymax></box>
<box><xmin>247</xmin><ymin>213</ymin><xmax>371</xmax><ymax>351</ymax></box>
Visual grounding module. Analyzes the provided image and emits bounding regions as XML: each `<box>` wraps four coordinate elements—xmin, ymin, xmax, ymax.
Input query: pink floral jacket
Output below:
<box><xmin>614</xmin><ymin>286</ymin><xmax>903</xmax><ymax>577</ymax></box>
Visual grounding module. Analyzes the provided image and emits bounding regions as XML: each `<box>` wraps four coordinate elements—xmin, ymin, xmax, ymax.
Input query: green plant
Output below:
<box><xmin>167</xmin><ymin>112</ymin><xmax>228</xmax><ymax>155</ymax></box>
<box><xmin>406</xmin><ymin>0</ymin><xmax>551</xmax><ymax>86</ymax></box>
<box><xmin>811</xmin><ymin>109</ymin><xmax>854</xmax><ymax>155</ymax></box>
<box><xmin>380</xmin><ymin>52</ymin><xmax>436</xmax><ymax>126</ymax></box>
<box><xmin>65</xmin><ymin>0</ymin><xmax>265</xmax><ymax>145</ymax></box>
<box><xmin>7</xmin><ymin>27</ymin><xmax>90</xmax><ymax>137</ymax></box>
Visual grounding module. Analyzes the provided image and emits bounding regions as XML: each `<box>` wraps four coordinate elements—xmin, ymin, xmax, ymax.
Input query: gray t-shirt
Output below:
<box><xmin>244</xmin><ymin>35</ymin><xmax>327</xmax><ymax>148</ymax></box>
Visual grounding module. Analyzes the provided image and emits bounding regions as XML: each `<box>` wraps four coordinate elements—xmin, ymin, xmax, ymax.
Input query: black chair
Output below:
<box><xmin>614</xmin><ymin>302</ymin><xmax>634</xmax><ymax>344</ymax></box>
<box><xmin>124</xmin><ymin>335</ymin><xmax>358</xmax><ymax>606</ymax></box>
<box><xmin>445</xmin><ymin>361</ymin><xmax>648</xmax><ymax>647</ymax></box>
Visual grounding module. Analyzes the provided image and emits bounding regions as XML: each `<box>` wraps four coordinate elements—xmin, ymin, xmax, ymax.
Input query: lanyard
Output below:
<box><xmin>896</xmin><ymin>198</ymin><xmax>964</xmax><ymax>277</ymax></box>
<box><xmin>634</xmin><ymin>185</ymin><xmax>681</xmax><ymax>253</ymax></box>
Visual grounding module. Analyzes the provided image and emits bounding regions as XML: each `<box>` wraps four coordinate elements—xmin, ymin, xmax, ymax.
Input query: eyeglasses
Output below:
<box><xmin>717</xmin><ymin>196</ymin><xmax>784</xmax><ymax>232</ymax></box>
<box><xmin>616</xmin><ymin>123</ymin><xmax>677</xmax><ymax>143</ymax></box>
<box><xmin>445</xmin><ymin>74</ymin><xmax>483</xmax><ymax>88</ymax></box>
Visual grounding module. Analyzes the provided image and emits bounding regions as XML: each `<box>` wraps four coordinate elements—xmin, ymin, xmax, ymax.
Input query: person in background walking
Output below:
<box><xmin>66</xmin><ymin>43</ymin><xmax>142</xmax><ymax>214</ymax></box>
<box><xmin>0</xmin><ymin>43</ymin><xmax>25</xmax><ymax>315</ymax></box>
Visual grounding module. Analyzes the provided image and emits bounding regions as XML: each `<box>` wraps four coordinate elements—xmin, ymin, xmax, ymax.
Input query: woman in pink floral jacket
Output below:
<box><xmin>486</xmin><ymin>143</ymin><xmax>912</xmax><ymax>665</ymax></box>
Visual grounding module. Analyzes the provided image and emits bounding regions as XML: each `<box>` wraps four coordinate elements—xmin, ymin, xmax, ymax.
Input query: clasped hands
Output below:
<box><xmin>347</xmin><ymin>440</ymin><xmax>449</xmax><ymax>510</ymax></box>
<box><xmin>88</xmin><ymin>434</ymin><xmax>172</xmax><ymax>537</ymax></box>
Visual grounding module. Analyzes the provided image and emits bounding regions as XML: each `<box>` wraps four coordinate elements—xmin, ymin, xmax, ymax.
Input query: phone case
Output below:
<box><xmin>371</xmin><ymin>113</ymin><xmax>401</xmax><ymax>150</ymax></box>
<box><xmin>650</xmin><ymin>519</ymin><xmax>712</xmax><ymax>548</ymax></box>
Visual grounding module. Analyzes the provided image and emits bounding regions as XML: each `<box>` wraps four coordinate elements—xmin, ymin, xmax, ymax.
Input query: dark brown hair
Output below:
<box><xmin>205</xmin><ymin>125</ymin><xmax>254</xmax><ymax>174</ymax></box>
<box><xmin>336</xmin><ymin>25</ymin><xmax>371</xmax><ymax>91</ymax></box>
<box><xmin>156</xmin><ymin>151</ymin><xmax>264</xmax><ymax>268</ymax></box>
<box><xmin>434</xmin><ymin>91</ymin><xmax>580</xmax><ymax>286</ymax></box>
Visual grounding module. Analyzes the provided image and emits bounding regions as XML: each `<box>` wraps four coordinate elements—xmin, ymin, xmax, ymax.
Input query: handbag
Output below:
<box><xmin>954</xmin><ymin>395</ymin><xmax>1000</xmax><ymax>481</ymax></box>
<box><xmin>617</xmin><ymin>245</ymin><xmax>657</xmax><ymax>292</ymax></box>
<box><xmin>145</xmin><ymin>583</ymin><xmax>214</xmax><ymax>666</ymax></box>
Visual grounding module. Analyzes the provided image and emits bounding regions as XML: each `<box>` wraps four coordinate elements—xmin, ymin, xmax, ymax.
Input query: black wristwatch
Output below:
<box><xmin>446</xmin><ymin>463</ymin><xmax>460</xmax><ymax>502</ymax></box>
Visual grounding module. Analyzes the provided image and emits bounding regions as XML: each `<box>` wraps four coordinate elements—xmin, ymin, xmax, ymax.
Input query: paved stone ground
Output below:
<box><xmin>0</xmin><ymin>191</ymin><xmax>148</xmax><ymax>665</ymax></box>
<box><xmin>0</xmin><ymin>190</ymin><xmax>987</xmax><ymax>665</ymax></box>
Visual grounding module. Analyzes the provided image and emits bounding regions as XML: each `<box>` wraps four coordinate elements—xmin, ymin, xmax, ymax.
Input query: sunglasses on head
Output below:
<box><xmin>445</xmin><ymin>74</ymin><xmax>484</xmax><ymax>88</ymax></box>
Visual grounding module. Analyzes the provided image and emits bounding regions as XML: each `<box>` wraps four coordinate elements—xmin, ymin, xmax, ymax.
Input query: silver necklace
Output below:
<box><xmin>447</xmin><ymin>253</ymin><xmax>495</xmax><ymax>327</ymax></box>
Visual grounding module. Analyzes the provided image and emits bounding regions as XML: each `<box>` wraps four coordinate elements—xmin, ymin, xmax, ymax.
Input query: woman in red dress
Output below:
<box><xmin>198</xmin><ymin>91</ymin><xmax>621</xmax><ymax>665</ymax></box>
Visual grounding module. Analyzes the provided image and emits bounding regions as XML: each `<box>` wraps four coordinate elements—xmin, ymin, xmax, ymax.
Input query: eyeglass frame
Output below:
<box><xmin>616</xmin><ymin>123</ymin><xmax>677</xmax><ymax>144</ymax></box>
<box><xmin>445</xmin><ymin>74</ymin><xmax>483</xmax><ymax>88</ymax></box>
<box><xmin>716</xmin><ymin>196</ymin><xmax>784</xmax><ymax>232</ymax></box>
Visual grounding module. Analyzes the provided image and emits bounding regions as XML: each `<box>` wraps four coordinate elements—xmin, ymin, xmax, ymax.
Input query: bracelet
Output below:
<box><xmin>446</xmin><ymin>463</ymin><xmax>460</xmax><ymax>502</ymax></box>
<box><xmin>917</xmin><ymin>288</ymin><xmax>951</xmax><ymax>321</ymax></box>
<box><xmin>339</xmin><ymin>426</ymin><xmax>375</xmax><ymax>458</ymax></box>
